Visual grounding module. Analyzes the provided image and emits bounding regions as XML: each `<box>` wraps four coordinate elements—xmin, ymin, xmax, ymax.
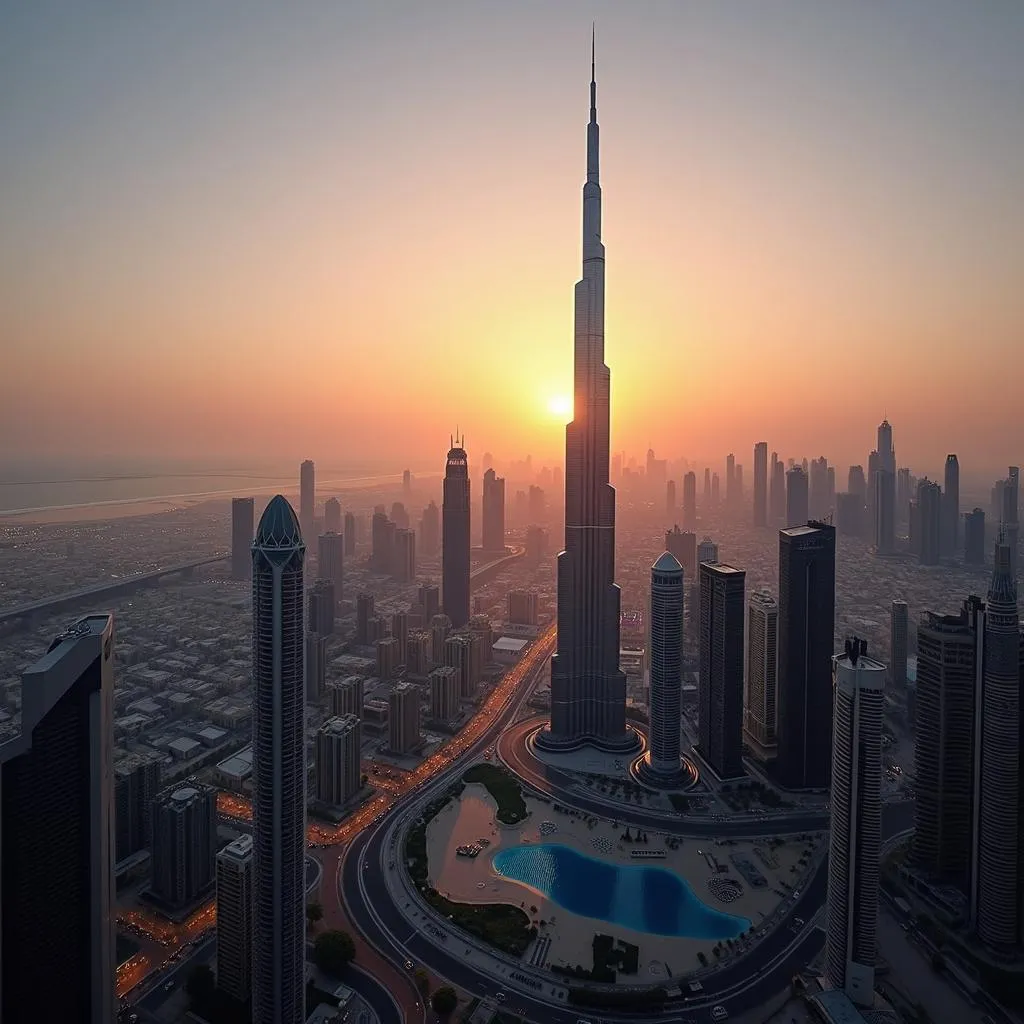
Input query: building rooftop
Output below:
<box><xmin>255</xmin><ymin>494</ymin><xmax>303</xmax><ymax>548</ymax></box>
<box><xmin>652</xmin><ymin>551</ymin><xmax>683</xmax><ymax>574</ymax></box>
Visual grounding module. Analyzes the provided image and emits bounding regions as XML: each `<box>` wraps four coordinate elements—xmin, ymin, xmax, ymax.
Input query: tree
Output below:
<box><xmin>414</xmin><ymin>967</ymin><xmax>431</xmax><ymax>995</ymax></box>
<box><xmin>313</xmin><ymin>929</ymin><xmax>356</xmax><ymax>976</ymax></box>
<box><xmin>185</xmin><ymin>963</ymin><xmax>216</xmax><ymax>1006</ymax></box>
<box><xmin>431</xmin><ymin>985</ymin><xmax>458</xmax><ymax>1015</ymax></box>
<box><xmin>306</xmin><ymin>900</ymin><xmax>324</xmax><ymax>930</ymax></box>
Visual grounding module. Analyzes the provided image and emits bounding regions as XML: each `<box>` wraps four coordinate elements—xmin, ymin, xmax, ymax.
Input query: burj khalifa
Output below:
<box><xmin>537</xmin><ymin>37</ymin><xmax>639</xmax><ymax>754</ymax></box>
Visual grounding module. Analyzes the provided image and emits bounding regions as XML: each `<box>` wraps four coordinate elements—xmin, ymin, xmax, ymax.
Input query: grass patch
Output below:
<box><xmin>462</xmin><ymin>763</ymin><xmax>528</xmax><ymax>824</ymax></box>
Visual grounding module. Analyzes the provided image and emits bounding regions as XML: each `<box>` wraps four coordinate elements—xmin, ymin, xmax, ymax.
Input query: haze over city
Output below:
<box><xmin>2</xmin><ymin>6</ymin><xmax>1023</xmax><ymax>1024</ymax></box>
<box><xmin>3</xmin><ymin>1</ymin><xmax>1023</xmax><ymax>475</ymax></box>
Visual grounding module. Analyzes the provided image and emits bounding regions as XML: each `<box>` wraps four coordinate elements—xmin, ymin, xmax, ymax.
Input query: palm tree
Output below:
<box><xmin>306</xmin><ymin>901</ymin><xmax>324</xmax><ymax>931</ymax></box>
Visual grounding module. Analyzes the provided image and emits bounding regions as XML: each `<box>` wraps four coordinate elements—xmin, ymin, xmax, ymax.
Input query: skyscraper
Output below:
<box><xmin>964</xmin><ymin>508</ymin><xmax>986</xmax><ymax>564</ymax></box>
<box><xmin>314</xmin><ymin>714</ymin><xmax>361</xmax><ymax>807</ymax></box>
<box><xmin>420</xmin><ymin>500</ymin><xmax>440</xmax><ymax>559</ymax></box>
<box><xmin>680</xmin><ymin>471</ymin><xmax>696</xmax><ymax>528</ymax></box>
<box><xmin>150</xmin><ymin>780</ymin><xmax>217</xmax><ymax>908</ymax></box>
<box><xmin>725</xmin><ymin>453</ymin><xmax>737</xmax><ymax>507</ymax></box>
<box><xmin>251</xmin><ymin>496</ymin><xmax>306</xmax><ymax>1024</ymax></box>
<box><xmin>770</xmin><ymin>455</ymin><xmax>786</xmax><ymax>524</ymax></box>
<box><xmin>318</xmin><ymin>530</ymin><xmax>344</xmax><ymax>601</ymax></box>
<box><xmin>698</xmin><ymin>562</ymin><xmax>746</xmax><ymax>779</ymax></box>
<box><xmin>974</xmin><ymin>536</ymin><xmax>1021</xmax><ymax>948</ymax></box>
<box><xmin>943</xmin><ymin>455</ymin><xmax>960</xmax><ymax>557</ymax></box>
<box><xmin>232</xmin><ymin>497</ymin><xmax>255</xmax><ymax>580</ymax></box>
<box><xmin>482</xmin><ymin>468</ymin><xmax>506</xmax><ymax>552</ymax></box>
<box><xmin>753</xmin><ymin>441</ymin><xmax>768</xmax><ymax>527</ymax></box>
<box><xmin>776</xmin><ymin>523</ymin><xmax>836</xmax><ymax>790</ymax></box>
<box><xmin>785</xmin><ymin>466</ymin><xmax>809</xmax><ymax>527</ymax></box>
<box><xmin>743</xmin><ymin>591</ymin><xmax>779</xmax><ymax>760</ymax></box>
<box><xmin>889</xmin><ymin>599</ymin><xmax>908</xmax><ymax>689</ymax></box>
<box><xmin>666</xmin><ymin>478</ymin><xmax>677</xmax><ymax>518</ymax></box>
<box><xmin>539</xmin><ymin>39</ymin><xmax>635</xmax><ymax>754</ymax></box>
<box><xmin>644</xmin><ymin>552</ymin><xmax>684</xmax><ymax>780</ymax></box>
<box><xmin>389</xmin><ymin>681</ymin><xmax>421</xmax><ymax>755</ymax></box>
<box><xmin>916</xmin><ymin>478</ymin><xmax>942</xmax><ymax>565</ymax></box>
<box><xmin>216</xmin><ymin>834</ymin><xmax>253</xmax><ymax>1004</ymax></box>
<box><xmin>1003</xmin><ymin>466</ymin><xmax>1019</xmax><ymax>580</ymax></box>
<box><xmin>912</xmin><ymin>597</ymin><xmax>984</xmax><ymax>885</ymax></box>
<box><xmin>825</xmin><ymin>640</ymin><xmax>884</xmax><ymax>1007</ymax></box>
<box><xmin>809</xmin><ymin>456</ymin><xmax>829</xmax><ymax>520</ymax></box>
<box><xmin>343</xmin><ymin>511</ymin><xmax>356</xmax><ymax>556</ymax></box>
<box><xmin>114</xmin><ymin>750</ymin><xmax>162</xmax><ymax>863</ymax></box>
<box><xmin>874</xmin><ymin>469</ymin><xmax>896</xmax><ymax>554</ymax></box>
<box><xmin>299</xmin><ymin>459</ymin><xmax>315</xmax><ymax>543</ymax></box>
<box><xmin>324</xmin><ymin>496</ymin><xmax>341</xmax><ymax>536</ymax></box>
<box><xmin>442</xmin><ymin>438</ymin><xmax>471</xmax><ymax>628</ymax></box>
<box><xmin>665</xmin><ymin>524</ymin><xmax>697</xmax><ymax>580</ymax></box>
<box><xmin>1</xmin><ymin>615</ymin><xmax>116</xmax><ymax>1024</ymax></box>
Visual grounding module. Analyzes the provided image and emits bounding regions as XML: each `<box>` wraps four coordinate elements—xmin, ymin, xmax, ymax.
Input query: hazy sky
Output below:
<box><xmin>2</xmin><ymin>2</ymin><xmax>1022</xmax><ymax>479</ymax></box>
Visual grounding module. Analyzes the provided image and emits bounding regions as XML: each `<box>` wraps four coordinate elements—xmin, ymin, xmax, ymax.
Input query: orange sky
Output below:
<box><xmin>2</xmin><ymin>4</ymin><xmax>1021</xmax><ymax>479</ymax></box>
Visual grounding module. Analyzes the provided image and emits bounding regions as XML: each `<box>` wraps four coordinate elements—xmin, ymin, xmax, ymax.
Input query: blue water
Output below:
<box><xmin>493</xmin><ymin>843</ymin><xmax>749</xmax><ymax>940</ymax></box>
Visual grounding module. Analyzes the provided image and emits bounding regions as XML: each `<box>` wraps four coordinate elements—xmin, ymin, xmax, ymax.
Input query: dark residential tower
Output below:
<box><xmin>442</xmin><ymin>438</ymin><xmax>471</xmax><ymax>628</ymax></box>
<box><xmin>753</xmin><ymin>441</ymin><xmax>768</xmax><ymax>527</ymax></box>
<box><xmin>644</xmin><ymin>552</ymin><xmax>684</xmax><ymax>779</ymax></box>
<box><xmin>251</xmin><ymin>496</ymin><xmax>306</xmax><ymax>1024</ymax></box>
<box><xmin>299</xmin><ymin>459</ymin><xmax>315</xmax><ymax>544</ymax></box>
<box><xmin>785</xmin><ymin>466</ymin><xmax>809</xmax><ymax>528</ymax></box>
<box><xmin>698</xmin><ymin>562</ymin><xmax>746</xmax><ymax>779</ymax></box>
<box><xmin>943</xmin><ymin>455</ymin><xmax>960</xmax><ymax>557</ymax></box>
<box><xmin>231</xmin><ymin>497</ymin><xmax>255</xmax><ymax>580</ymax></box>
<box><xmin>539</xmin><ymin>38</ymin><xmax>635</xmax><ymax>753</ymax></box>
<box><xmin>1</xmin><ymin>615</ymin><xmax>115</xmax><ymax>1024</ymax></box>
<box><xmin>776</xmin><ymin>523</ymin><xmax>837</xmax><ymax>789</ymax></box>
<box><xmin>482</xmin><ymin>467</ymin><xmax>506</xmax><ymax>553</ymax></box>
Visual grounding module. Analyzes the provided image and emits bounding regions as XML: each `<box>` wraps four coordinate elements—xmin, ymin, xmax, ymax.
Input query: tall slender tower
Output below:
<box><xmin>753</xmin><ymin>441</ymin><xmax>768</xmax><ymax>527</ymax></box>
<box><xmin>442</xmin><ymin>437</ymin><xmax>471</xmax><ymax>627</ymax></box>
<box><xmin>826</xmin><ymin>640</ymin><xmax>885</xmax><ymax>1006</ymax></box>
<box><xmin>251</xmin><ymin>496</ymin><xmax>306</xmax><ymax>1024</ymax></box>
<box><xmin>643</xmin><ymin>552</ymin><xmax>684</xmax><ymax>779</ymax></box>
<box><xmin>943</xmin><ymin>455</ymin><xmax>960</xmax><ymax>558</ymax></box>
<box><xmin>539</xmin><ymin>35</ymin><xmax>636</xmax><ymax>753</ymax></box>
<box><xmin>974</xmin><ymin>535</ymin><xmax>1022</xmax><ymax>948</ymax></box>
<box><xmin>482</xmin><ymin>467</ymin><xmax>506</xmax><ymax>553</ymax></box>
<box><xmin>299</xmin><ymin>459</ymin><xmax>315</xmax><ymax>544</ymax></box>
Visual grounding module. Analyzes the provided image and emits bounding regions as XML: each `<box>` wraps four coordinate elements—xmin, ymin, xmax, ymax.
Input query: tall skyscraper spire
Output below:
<box><xmin>538</xmin><ymin>36</ymin><xmax>637</xmax><ymax>753</ymax></box>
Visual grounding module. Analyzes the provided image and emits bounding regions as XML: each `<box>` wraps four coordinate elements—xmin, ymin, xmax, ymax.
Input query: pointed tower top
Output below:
<box><xmin>589</xmin><ymin>24</ymin><xmax>597</xmax><ymax>124</ymax></box>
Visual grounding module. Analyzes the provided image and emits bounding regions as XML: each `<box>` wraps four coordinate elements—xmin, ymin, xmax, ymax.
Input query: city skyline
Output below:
<box><xmin>2</xmin><ymin>3</ymin><xmax>1023</xmax><ymax>471</ymax></box>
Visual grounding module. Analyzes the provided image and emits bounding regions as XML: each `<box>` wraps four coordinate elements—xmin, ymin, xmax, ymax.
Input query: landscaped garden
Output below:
<box><xmin>462</xmin><ymin>763</ymin><xmax>528</xmax><ymax>824</ymax></box>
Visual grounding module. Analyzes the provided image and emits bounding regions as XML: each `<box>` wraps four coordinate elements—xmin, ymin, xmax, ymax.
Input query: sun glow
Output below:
<box><xmin>547</xmin><ymin>394</ymin><xmax>572</xmax><ymax>419</ymax></box>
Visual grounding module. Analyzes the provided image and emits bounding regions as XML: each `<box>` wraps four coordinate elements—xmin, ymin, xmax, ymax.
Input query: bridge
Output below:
<box><xmin>469</xmin><ymin>546</ymin><xmax>525</xmax><ymax>590</ymax></box>
<box><xmin>0</xmin><ymin>555</ymin><xmax>228</xmax><ymax>628</ymax></box>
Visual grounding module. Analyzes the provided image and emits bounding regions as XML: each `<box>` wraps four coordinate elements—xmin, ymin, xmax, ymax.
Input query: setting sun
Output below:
<box><xmin>547</xmin><ymin>394</ymin><xmax>572</xmax><ymax>419</ymax></box>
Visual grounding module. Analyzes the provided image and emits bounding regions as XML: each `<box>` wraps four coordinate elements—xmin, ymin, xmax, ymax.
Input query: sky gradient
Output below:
<box><xmin>2</xmin><ymin>1</ymin><xmax>1022</xmax><ymax>479</ymax></box>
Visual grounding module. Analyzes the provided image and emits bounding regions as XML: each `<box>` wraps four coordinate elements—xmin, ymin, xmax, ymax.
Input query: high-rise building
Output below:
<box><xmin>916</xmin><ymin>478</ymin><xmax>942</xmax><ymax>565</ymax></box>
<box><xmin>328</xmin><ymin>675</ymin><xmax>364</xmax><ymax>720</ymax></box>
<box><xmin>114</xmin><ymin>750</ymin><xmax>162</xmax><ymax>863</ymax></box>
<box><xmin>666</xmin><ymin>479</ymin><xmax>677</xmax><ymax>518</ymax></box>
<box><xmin>697</xmin><ymin>537</ymin><xmax>719</xmax><ymax>565</ymax></box>
<box><xmin>703</xmin><ymin>467</ymin><xmax>712</xmax><ymax>506</ymax></box>
<box><xmin>324</xmin><ymin>496</ymin><xmax>341</xmax><ymax>536</ymax></box>
<box><xmin>315</xmin><ymin>714</ymin><xmax>361</xmax><ymax>806</ymax></box>
<box><xmin>388</xmin><ymin>681</ymin><xmax>421</xmax><ymax>754</ymax></box>
<box><xmin>809</xmin><ymin>457</ymin><xmax>829</xmax><ymax>520</ymax></box>
<box><xmin>683</xmin><ymin>471</ymin><xmax>697</xmax><ymax>528</ymax></box>
<box><xmin>698</xmin><ymin>562</ymin><xmax>746</xmax><ymax>779</ymax></box>
<box><xmin>390</xmin><ymin>610</ymin><xmax>409</xmax><ymax>665</ymax></box>
<box><xmin>711</xmin><ymin>472</ymin><xmax>721</xmax><ymax>506</ymax></box>
<box><xmin>307</xmin><ymin>578</ymin><xmax>335</xmax><ymax>636</ymax></box>
<box><xmin>343</xmin><ymin>511</ymin><xmax>356</xmax><ymax>556</ymax></box>
<box><xmin>1</xmin><ymin>615</ymin><xmax>115</xmax><ymax>1024</ymax></box>
<box><xmin>942</xmin><ymin>455</ymin><xmax>960</xmax><ymax>557</ymax></box>
<box><xmin>371</xmin><ymin>510</ymin><xmax>396</xmax><ymax>575</ymax></box>
<box><xmin>250</xmin><ymin>495</ymin><xmax>306</xmax><ymax>1024</ymax></box>
<box><xmin>539</xmin><ymin>43</ymin><xmax>636</xmax><ymax>755</ymax></box>
<box><xmin>770</xmin><ymin>455</ymin><xmax>786</xmax><ymax>524</ymax></box>
<box><xmin>429</xmin><ymin>666</ymin><xmax>460</xmax><ymax>722</ymax></box>
<box><xmin>786</xmin><ymin>467</ymin><xmax>809</xmax><ymax>528</ymax></box>
<box><xmin>216</xmin><ymin>834</ymin><xmax>253</xmax><ymax>1003</ymax></box>
<box><xmin>430</xmin><ymin>613</ymin><xmax>452</xmax><ymax>666</ymax></box>
<box><xmin>482</xmin><ymin>468</ymin><xmax>506</xmax><ymax>552</ymax></box>
<box><xmin>964</xmin><ymin>508</ymin><xmax>986</xmax><ymax>565</ymax></box>
<box><xmin>1003</xmin><ymin>466</ymin><xmax>1019</xmax><ymax>579</ymax></box>
<box><xmin>355</xmin><ymin>592</ymin><xmax>374</xmax><ymax>645</ymax></box>
<box><xmin>299</xmin><ymin>459</ymin><xmax>315</xmax><ymax>543</ymax></box>
<box><xmin>317</xmin><ymin>531</ymin><xmax>344</xmax><ymax>601</ymax></box>
<box><xmin>665</xmin><ymin>524</ymin><xmax>697</xmax><ymax>580</ymax></box>
<box><xmin>912</xmin><ymin>597</ymin><xmax>984</xmax><ymax>885</ymax></box>
<box><xmin>725</xmin><ymin>453</ymin><xmax>737</xmax><ymax>507</ymax></box>
<box><xmin>444</xmin><ymin>633</ymin><xmax>475</xmax><ymax>700</ymax></box>
<box><xmin>753</xmin><ymin>441</ymin><xmax>768</xmax><ymax>527</ymax></box>
<box><xmin>836</xmin><ymin>492</ymin><xmax>866</xmax><ymax>538</ymax></box>
<box><xmin>232</xmin><ymin>497</ymin><xmax>255</xmax><ymax>581</ymax></box>
<box><xmin>417</xmin><ymin>583</ymin><xmax>441</xmax><ymax>624</ymax></box>
<box><xmin>376</xmin><ymin>637</ymin><xmax>399</xmax><ymax>680</ymax></box>
<box><xmin>825</xmin><ymin>640</ymin><xmax>885</xmax><ymax>1007</ymax></box>
<box><xmin>507</xmin><ymin>590</ymin><xmax>539</xmax><ymax>625</ymax></box>
<box><xmin>644</xmin><ymin>552</ymin><xmax>684</xmax><ymax>779</ymax></box>
<box><xmin>743</xmin><ymin>591</ymin><xmax>779</xmax><ymax>759</ymax></box>
<box><xmin>897</xmin><ymin>467</ymin><xmax>913</xmax><ymax>523</ymax></box>
<box><xmin>974</xmin><ymin>536</ymin><xmax>1022</xmax><ymax>948</ymax></box>
<box><xmin>889</xmin><ymin>600</ymin><xmax>908</xmax><ymax>689</ymax></box>
<box><xmin>420</xmin><ymin>500</ymin><xmax>440</xmax><ymax>559</ymax></box>
<box><xmin>150</xmin><ymin>780</ymin><xmax>217</xmax><ymax>908</ymax></box>
<box><xmin>873</xmin><ymin>469</ymin><xmax>896</xmax><ymax>554</ymax></box>
<box><xmin>406</xmin><ymin>631</ymin><xmax>431</xmax><ymax>674</ymax></box>
<box><xmin>304</xmin><ymin>632</ymin><xmax>327</xmax><ymax>701</ymax></box>
<box><xmin>442</xmin><ymin>438</ymin><xmax>471</xmax><ymax>628</ymax></box>
<box><xmin>395</xmin><ymin>527</ymin><xmax>416</xmax><ymax>583</ymax></box>
<box><xmin>848</xmin><ymin>465</ymin><xmax>867</xmax><ymax>500</ymax></box>
<box><xmin>776</xmin><ymin>523</ymin><xmax>836</xmax><ymax>790</ymax></box>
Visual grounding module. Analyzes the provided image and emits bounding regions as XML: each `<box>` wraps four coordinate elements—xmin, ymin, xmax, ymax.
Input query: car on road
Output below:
<box><xmin>711</xmin><ymin>1007</ymin><xmax>728</xmax><ymax>1022</ymax></box>
<box><xmin>496</xmin><ymin>992</ymin><xmax>506</xmax><ymax>1002</ymax></box>
<box><xmin>404</xmin><ymin>960</ymin><xmax>414</xmax><ymax>970</ymax></box>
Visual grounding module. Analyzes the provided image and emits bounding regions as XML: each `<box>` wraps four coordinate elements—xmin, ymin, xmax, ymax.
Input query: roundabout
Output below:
<box><xmin>336</xmin><ymin>631</ymin><xmax>917</xmax><ymax>1023</ymax></box>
